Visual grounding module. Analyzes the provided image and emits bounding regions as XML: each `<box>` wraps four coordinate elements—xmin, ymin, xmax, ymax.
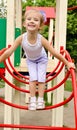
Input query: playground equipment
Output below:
<box><xmin>0</xmin><ymin>18</ymin><xmax>21</xmax><ymax>69</ymax></box>
<box><xmin>0</xmin><ymin>0</ymin><xmax>77</xmax><ymax>130</ymax></box>
<box><xmin>0</xmin><ymin>46</ymin><xmax>77</xmax><ymax>130</ymax></box>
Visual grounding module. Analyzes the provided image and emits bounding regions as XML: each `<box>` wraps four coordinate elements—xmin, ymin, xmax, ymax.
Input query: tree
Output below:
<box><xmin>67</xmin><ymin>0</ymin><xmax>77</xmax><ymax>64</ymax></box>
<box><xmin>0</xmin><ymin>0</ymin><xmax>7</xmax><ymax>18</ymax></box>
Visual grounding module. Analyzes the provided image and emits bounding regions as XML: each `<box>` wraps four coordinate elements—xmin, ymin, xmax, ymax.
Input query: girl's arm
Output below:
<box><xmin>42</xmin><ymin>37</ymin><xmax>75</xmax><ymax>69</ymax></box>
<box><xmin>0</xmin><ymin>35</ymin><xmax>22</xmax><ymax>63</ymax></box>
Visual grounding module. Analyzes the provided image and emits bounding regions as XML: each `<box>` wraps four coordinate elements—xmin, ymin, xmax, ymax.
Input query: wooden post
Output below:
<box><xmin>13</xmin><ymin>1</ymin><xmax>22</xmax><ymax>130</ymax></box>
<box><xmin>52</xmin><ymin>0</ymin><xmax>68</xmax><ymax>126</ymax></box>
<box><xmin>47</xmin><ymin>19</ymin><xmax>54</xmax><ymax>103</ymax></box>
<box><xmin>15</xmin><ymin>0</ymin><xmax>22</xmax><ymax>29</ymax></box>
<box><xmin>4</xmin><ymin>0</ymin><xmax>15</xmax><ymax>130</ymax></box>
<box><xmin>48</xmin><ymin>19</ymin><xmax>54</xmax><ymax>59</ymax></box>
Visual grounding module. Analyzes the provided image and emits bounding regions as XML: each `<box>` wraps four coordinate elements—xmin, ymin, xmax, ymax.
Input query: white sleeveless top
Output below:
<box><xmin>21</xmin><ymin>32</ymin><xmax>47</xmax><ymax>60</ymax></box>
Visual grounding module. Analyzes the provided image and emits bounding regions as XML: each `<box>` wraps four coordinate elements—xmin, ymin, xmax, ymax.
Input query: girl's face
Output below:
<box><xmin>24</xmin><ymin>11</ymin><xmax>41</xmax><ymax>32</ymax></box>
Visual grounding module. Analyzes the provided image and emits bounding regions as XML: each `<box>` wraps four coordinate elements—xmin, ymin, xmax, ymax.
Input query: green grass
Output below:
<box><xmin>0</xmin><ymin>79</ymin><xmax>72</xmax><ymax>91</ymax></box>
<box><xmin>44</xmin><ymin>80</ymin><xmax>72</xmax><ymax>106</ymax></box>
<box><xmin>64</xmin><ymin>80</ymin><xmax>72</xmax><ymax>92</ymax></box>
<box><xmin>0</xmin><ymin>78</ymin><xmax>72</xmax><ymax>91</ymax></box>
<box><xmin>0</xmin><ymin>79</ymin><xmax>5</xmax><ymax>88</ymax></box>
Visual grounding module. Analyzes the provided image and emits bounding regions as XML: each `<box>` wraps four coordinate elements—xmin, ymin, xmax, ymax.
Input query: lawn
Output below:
<box><xmin>64</xmin><ymin>80</ymin><xmax>72</xmax><ymax>92</ymax></box>
<box><xmin>0</xmin><ymin>79</ymin><xmax>5</xmax><ymax>88</ymax></box>
<box><xmin>0</xmin><ymin>79</ymin><xmax>72</xmax><ymax>91</ymax></box>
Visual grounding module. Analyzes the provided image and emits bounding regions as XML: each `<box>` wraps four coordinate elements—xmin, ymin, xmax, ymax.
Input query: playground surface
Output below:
<box><xmin>0</xmin><ymin>88</ymin><xmax>75</xmax><ymax>130</ymax></box>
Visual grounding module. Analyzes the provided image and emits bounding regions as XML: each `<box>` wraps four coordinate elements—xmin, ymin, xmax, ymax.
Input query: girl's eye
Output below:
<box><xmin>26</xmin><ymin>17</ymin><xmax>31</xmax><ymax>20</ymax></box>
<box><xmin>26</xmin><ymin>17</ymin><xmax>39</xmax><ymax>21</ymax></box>
<box><xmin>34</xmin><ymin>18</ymin><xmax>39</xmax><ymax>21</ymax></box>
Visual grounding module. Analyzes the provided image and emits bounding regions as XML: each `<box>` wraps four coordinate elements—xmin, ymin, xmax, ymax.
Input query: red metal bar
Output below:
<box><xmin>4</xmin><ymin>61</ymin><xmax>29</xmax><ymax>84</ymax></box>
<box><xmin>0</xmin><ymin>48</ymin><xmax>7</xmax><ymax>56</ymax></box>
<box><xmin>0</xmin><ymin>74</ymin><xmax>29</xmax><ymax>93</ymax></box>
<box><xmin>63</xmin><ymin>49</ymin><xmax>77</xmax><ymax>129</ymax></box>
<box><xmin>0</xmin><ymin>91</ymin><xmax>74</xmax><ymax>110</ymax></box>
<box><xmin>0</xmin><ymin>47</ymin><xmax>77</xmax><ymax>130</ymax></box>
<box><xmin>8</xmin><ymin>57</ymin><xmax>29</xmax><ymax>80</ymax></box>
<box><xmin>0</xmin><ymin>123</ymin><xmax>75</xmax><ymax>129</ymax></box>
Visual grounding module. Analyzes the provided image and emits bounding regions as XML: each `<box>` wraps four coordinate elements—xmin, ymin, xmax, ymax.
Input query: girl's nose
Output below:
<box><xmin>30</xmin><ymin>18</ymin><xmax>34</xmax><ymax>22</ymax></box>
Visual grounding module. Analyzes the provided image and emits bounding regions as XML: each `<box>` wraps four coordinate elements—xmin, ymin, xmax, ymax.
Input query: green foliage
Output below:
<box><xmin>40</xmin><ymin>25</ymin><xmax>49</xmax><ymax>39</ymax></box>
<box><xmin>34</xmin><ymin>0</ymin><xmax>56</xmax><ymax>7</ymax></box>
<box><xmin>68</xmin><ymin>0</ymin><xmax>77</xmax><ymax>6</ymax></box>
<box><xmin>66</xmin><ymin>0</ymin><xmax>77</xmax><ymax>64</ymax></box>
<box><xmin>0</xmin><ymin>0</ymin><xmax>7</xmax><ymax>18</ymax></box>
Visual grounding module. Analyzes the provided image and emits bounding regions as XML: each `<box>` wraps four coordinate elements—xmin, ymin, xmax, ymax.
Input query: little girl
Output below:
<box><xmin>0</xmin><ymin>9</ymin><xmax>75</xmax><ymax>110</ymax></box>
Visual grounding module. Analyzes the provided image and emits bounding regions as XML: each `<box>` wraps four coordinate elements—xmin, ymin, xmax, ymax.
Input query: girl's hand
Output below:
<box><xmin>67</xmin><ymin>62</ymin><xmax>76</xmax><ymax>70</ymax></box>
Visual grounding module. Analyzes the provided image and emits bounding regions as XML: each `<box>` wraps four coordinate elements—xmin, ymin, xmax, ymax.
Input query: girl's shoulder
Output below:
<box><xmin>38</xmin><ymin>33</ymin><xmax>42</xmax><ymax>38</ymax></box>
<box><xmin>37</xmin><ymin>33</ymin><xmax>43</xmax><ymax>42</ymax></box>
<box><xmin>22</xmin><ymin>32</ymin><xmax>27</xmax><ymax>37</ymax></box>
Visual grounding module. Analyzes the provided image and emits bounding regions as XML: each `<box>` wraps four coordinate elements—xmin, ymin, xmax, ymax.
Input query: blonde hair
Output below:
<box><xmin>24</xmin><ymin>9</ymin><xmax>45</xmax><ymax>26</ymax></box>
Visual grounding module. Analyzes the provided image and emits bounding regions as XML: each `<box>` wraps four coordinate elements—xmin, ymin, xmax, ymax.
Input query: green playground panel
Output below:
<box><xmin>14</xmin><ymin>28</ymin><xmax>21</xmax><ymax>66</ymax></box>
<box><xmin>0</xmin><ymin>18</ymin><xmax>6</xmax><ymax>68</ymax></box>
<box><xmin>0</xmin><ymin>18</ymin><xmax>21</xmax><ymax>67</ymax></box>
